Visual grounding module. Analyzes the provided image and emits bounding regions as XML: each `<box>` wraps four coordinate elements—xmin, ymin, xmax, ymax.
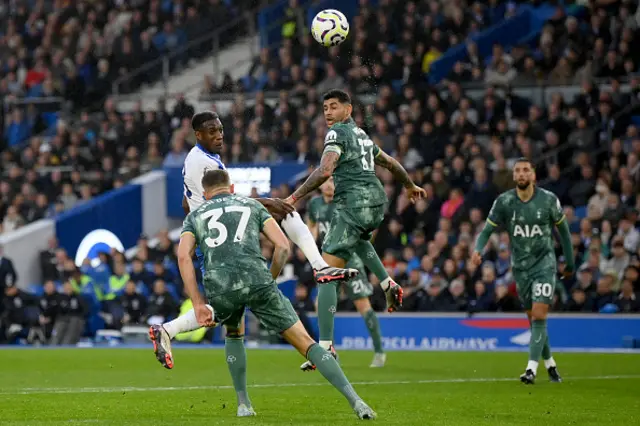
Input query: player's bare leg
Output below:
<box><xmin>521</xmin><ymin>303</ymin><xmax>552</xmax><ymax>384</ymax></box>
<box><xmin>526</xmin><ymin>310</ymin><xmax>561</xmax><ymax>382</ymax></box>
<box><xmin>283</xmin><ymin>320</ymin><xmax>376</xmax><ymax>420</ymax></box>
<box><xmin>353</xmin><ymin>297</ymin><xmax>385</xmax><ymax>367</ymax></box>
<box><xmin>355</xmin><ymin>240</ymin><xmax>402</xmax><ymax>312</ymax></box>
<box><xmin>280</xmin><ymin>212</ymin><xmax>358</xmax><ymax>282</ymax></box>
<box><xmin>224</xmin><ymin>320</ymin><xmax>255</xmax><ymax>417</ymax></box>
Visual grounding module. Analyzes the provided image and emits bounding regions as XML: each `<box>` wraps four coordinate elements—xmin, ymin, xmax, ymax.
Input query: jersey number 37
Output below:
<box><xmin>358</xmin><ymin>139</ymin><xmax>375</xmax><ymax>170</ymax></box>
<box><xmin>201</xmin><ymin>206</ymin><xmax>251</xmax><ymax>248</ymax></box>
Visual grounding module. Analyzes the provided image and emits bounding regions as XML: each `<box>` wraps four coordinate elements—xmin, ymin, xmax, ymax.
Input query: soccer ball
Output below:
<box><xmin>311</xmin><ymin>9</ymin><xmax>349</xmax><ymax>47</ymax></box>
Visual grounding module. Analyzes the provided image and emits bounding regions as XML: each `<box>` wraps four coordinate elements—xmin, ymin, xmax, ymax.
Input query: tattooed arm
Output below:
<box><xmin>288</xmin><ymin>150</ymin><xmax>340</xmax><ymax>203</ymax></box>
<box><xmin>374</xmin><ymin>149</ymin><xmax>413</xmax><ymax>188</ymax></box>
<box><xmin>375</xmin><ymin>149</ymin><xmax>426</xmax><ymax>202</ymax></box>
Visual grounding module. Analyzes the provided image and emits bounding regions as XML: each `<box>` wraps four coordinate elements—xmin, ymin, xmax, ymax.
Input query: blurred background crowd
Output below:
<box><xmin>1</xmin><ymin>0</ymin><xmax>640</xmax><ymax>344</ymax></box>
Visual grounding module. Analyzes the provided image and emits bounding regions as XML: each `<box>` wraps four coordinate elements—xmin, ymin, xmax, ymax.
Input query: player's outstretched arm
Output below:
<box><xmin>177</xmin><ymin>232</ymin><xmax>214</xmax><ymax>326</ymax></box>
<box><xmin>255</xmin><ymin>198</ymin><xmax>295</xmax><ymax>221</ymax></box>
<box><xmin>472</xmin><ymin>222</ymin><xmax>497</xmax><ymax>266</ymax></box>
<box><xmin>287</xmin><ymin>151</ymin><xmax>340</xmax><ymax>205</ymax></box>
<box><xmin>556</xmin><ymin>218</ymin><xmax>575</xmax><ymax>277</ymax></box>
<box><xmin>374</xmin><ymin>149</ymin><xmax>426</xmax><ymax>202</ymax></box>
<box><xmin>262</xmin><ymin>218</ymin><xmax>291</xmax><ymax>279</ymax></box>
<box><xmin>473</xmin><ymin>197</ymin><xmax>503</xmax><ymax>265</ymax></box>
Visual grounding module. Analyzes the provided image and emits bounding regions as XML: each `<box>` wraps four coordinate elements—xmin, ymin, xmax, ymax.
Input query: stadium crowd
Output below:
<box><xmin>2</xmin><ymin>0</ymin><xmax>640</xmax><ymax>344</ymax></box>
<box><xmin>451</xmin><ymin>1</ymin><xmax>640</xmax><ymax>86</ymax></box>
<box><xmin>1</xmin><ymin>0</ymin><xmax>269</xmax><ymax>148</ymax></box>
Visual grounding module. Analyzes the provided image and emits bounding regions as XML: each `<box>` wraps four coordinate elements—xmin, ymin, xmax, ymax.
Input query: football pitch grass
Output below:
<box><xmin>0</xmin><ymin>348</ymin><xmax>639</xmax><ymax>425</ymax></box>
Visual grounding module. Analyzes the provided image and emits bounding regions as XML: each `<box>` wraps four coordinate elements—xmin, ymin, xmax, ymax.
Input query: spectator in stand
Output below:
<box><xmin>145</xmin><ymin>279</ymin><xmax>179</xmax><ymax>325</ymax></box>
<box><xmin>38</xmin><ymin>280</ymin><xmax>60</xmax><ymax>341</ymax></box>
<box><xmin>617</xmin><ymin>278</ymin><xmax>639</xmax><ymax>312</ymax></box>
<box><xmin>0</xmin><ymin>246</ymin><xmax>18</xmax><ymax>289</ymax></box>
<box><xmin>120</xmin><ymin>280</ymin><xmax>147</xmax><ymax>326</ymax></box>
<box><xmin>1</xmin><ymin>282</ymin><xmax>40</xmax><ymax>343</ymax></box>
<box><xmin>50</xmin><ymin>281</ymin><xmax>87</xmax><ymax>346</ymax></box>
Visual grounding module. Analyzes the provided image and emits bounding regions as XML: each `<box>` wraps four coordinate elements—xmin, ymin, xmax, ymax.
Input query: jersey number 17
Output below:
<box><xmin>358</xmin><ymin>139</ymin><xmax>375</xmax><ymax>170</ymax></box>
<box><xmin>201</xmin><ymin>206</ymin><xmax>251</xmax><ymax>248</ymax></box>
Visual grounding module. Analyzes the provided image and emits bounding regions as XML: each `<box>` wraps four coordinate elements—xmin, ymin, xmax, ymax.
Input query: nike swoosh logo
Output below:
<box><xmin>534</xmin><ymin>336</ymin><xmax>542</xmax><ymax>343</ymax></box>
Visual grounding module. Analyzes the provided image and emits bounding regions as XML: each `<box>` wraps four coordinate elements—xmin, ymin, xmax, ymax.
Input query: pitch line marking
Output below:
<box><xmin>2</xmin><ymin>375</ymin><xmax>639</xmax><ymax>395</ymax></box>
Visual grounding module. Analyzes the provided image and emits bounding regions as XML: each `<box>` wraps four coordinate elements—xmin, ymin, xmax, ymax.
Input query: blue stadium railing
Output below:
<box><xmin>428</xmin><ymin>3</ymin><xmax>583</xmax><ymax>83</ymax></box>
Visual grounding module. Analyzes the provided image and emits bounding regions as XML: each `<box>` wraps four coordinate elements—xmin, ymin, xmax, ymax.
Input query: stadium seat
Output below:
<box><xmin>391</xmin><ymin>80</ymin><xmax>404</xmax><ymax>93</ymax></box>
<box><xmin>136</xmin><ymin>282</ymin><xmax>151</xmax><ymax>298</ymax></box>
<box><xmin>574</xmin><ymin>206</ymin><xmax>587</xmax><ymax>219</ymax></box>
<box><xmin>27</xmin><ymin>284</ymin><xmax>44</xmax><ymax>297</ymax></box>
<box><xmin>165</xmin><ymin>283</ymin><xmax>180</xmax><ymax>302</ymax></box>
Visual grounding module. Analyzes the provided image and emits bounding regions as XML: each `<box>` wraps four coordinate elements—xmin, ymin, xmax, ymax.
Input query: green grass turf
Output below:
<box><xmin>0</xmin><ymin>348</ymin><xmax>639</xmax><ymax>425</ymax></box>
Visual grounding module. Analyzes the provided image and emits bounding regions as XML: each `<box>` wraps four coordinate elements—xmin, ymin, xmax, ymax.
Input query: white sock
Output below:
<box><xmin>526</xmin><ymin>360</ymin><xmax>539</xmax><ymax>375</ymax></box>
<box><xmin>544</xmin><ymin>357</ymin><xmax>556</xmax><ymax>369</ymax></box>
<box><xmin>281</xmin><ymin>212</ymin><xmax>329</xmax><ymax>270</ymax></box>
<box><xmin>163</xmin><ymin>306</ymin><xmax>209</xmax><ymax>339</ymax></box>
<box><xmin>380</xmin><ymin>277</ymin><xmax>392</xmax><ymax>291</ymax></box>
<box><xmin>319</xmin><ymin>340</ymin><xmax>333</xmax><ymax>350</ymax></box>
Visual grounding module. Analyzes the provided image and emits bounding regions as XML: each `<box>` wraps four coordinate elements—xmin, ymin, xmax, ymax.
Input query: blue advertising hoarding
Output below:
<box><xmin>265</xmin><ymin>280</ymin><xmax>640</xmax><ymax>351</ymax></box>
<box><xmin>299</xmin><ymin>314</ymin><xmax>640</xmax><ymax>351</ymax></box>
<box><xmin>55</xmin><ymin>185</ymin><xmax>143</xmax><ymax>264</ymax></box>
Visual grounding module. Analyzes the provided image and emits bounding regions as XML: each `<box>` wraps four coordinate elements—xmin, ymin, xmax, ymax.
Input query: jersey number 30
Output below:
<box><xmin>533</xmin><ymin>282</ymin><xmax>553</xmax><ymax>298</ymax></box>
<box><xmin>358</xmin><ymin>139</ymin><xmax>375</xmax><ymax>170</ymax></box>
<box><xmin>201</xmin><ymin>206</ymin><xmax>251</xmax><ymax>248</ymax></box>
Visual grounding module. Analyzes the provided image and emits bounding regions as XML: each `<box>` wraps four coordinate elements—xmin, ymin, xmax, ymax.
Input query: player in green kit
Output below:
<box><xmin>283</xmin><ymin>89</ymin><xmax>426</xmax><ymax>370</ymax></box>
<box><xmin>307</xmin><ymin>178</ymin><xmax>386</xmax><ymax>368</ymax></box>
<box><xmin>472</xmin><ymin>158</ymin><xmax>574</xmax><ymax>384</ymax></box>
<box><xmin>178</xmin><ymin>169</ymin><xmax>376</xmax><ymax>419</ymax></box>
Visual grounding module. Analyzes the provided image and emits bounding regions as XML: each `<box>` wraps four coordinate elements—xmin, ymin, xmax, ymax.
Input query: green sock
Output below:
<box><xmin>541</xmin><ymin>334</ymin><xmax>552</xmax><ymax>360</ymax></box>
<box><xmin>529</xmin><ymin>320</ymin><xmax>547</xmax><ymax>362</ymax></box>
<box><xmin>307</xmin><ymin>344</ymin><xmax>361</xmax><ymax>408</ymax></box>
<box><xmin>225</xmin><ymin>337</ymin><xmax>251</xmax><ymax>407</ymax></box>
<box><xmin>355</xmin><ymin>241</ymin><xmax>388</xmax><ymax>282</ymax></box>
<box><xmin>318</xmin><ymin>282</ymin><xmax>338</xmax><ymax>344</ymax></box>
<box><xmin>363</xmin><ymin>309</ymin><xmax>383</xmax><ymax>354</ymax></box>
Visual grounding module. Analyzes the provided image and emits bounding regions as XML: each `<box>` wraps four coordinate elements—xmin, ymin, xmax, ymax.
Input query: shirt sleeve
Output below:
<box><xmin>323</xmin><ymin>126</ymin><xmax>346</xmax><ymax>156</ymax></box>
<box><xmin>181</xmin><ymin>212</ymin><xmax>196</xmax><ymax>237</ymax></box>
<box><xmin>486</xmin><ymin>196</ymin><xmax>504</xmax><ymax>227</ymax></box>
<box><xmin>550</xmin><ymin>194</ymin><xmax>566</xmax><ymax>225</ymax></box>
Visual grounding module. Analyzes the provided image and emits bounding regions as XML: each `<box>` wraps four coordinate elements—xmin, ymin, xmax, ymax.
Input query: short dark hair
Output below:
<box><xmin>202</xmin><ymin>169</ymin><xmax>230</xmax><ymax>190</ymax></box>
<box><xmin>323</xmin><ymin>89</ymin><xmax>351</xmax><ymax>105</ymax></box>
<box><xmin>191</xmin><ymin>111</ymin><xmax>219</xmax><ymax>131</ymax></box>
<box><xmin>514</xmin><ymin>157</ymin><xmax>535</xmax><ymax>170</ymax></box>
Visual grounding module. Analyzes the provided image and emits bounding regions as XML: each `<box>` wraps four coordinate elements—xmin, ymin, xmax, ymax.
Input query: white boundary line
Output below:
<box><xmin>3</xmin><ymin>375</ymin><xmax>639</xmax><ymax>396</ymax></box>
<box><xmin>1</xmin><ymin>345</ymin><xmax>639</xmax><ymax>354</ymax></box>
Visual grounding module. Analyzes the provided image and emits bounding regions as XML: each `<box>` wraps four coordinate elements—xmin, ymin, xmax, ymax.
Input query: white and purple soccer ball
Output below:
<box><xmin>311</xmin><ymin>9</ymin><xmax>350</xmax><ymax>47</ymax></box>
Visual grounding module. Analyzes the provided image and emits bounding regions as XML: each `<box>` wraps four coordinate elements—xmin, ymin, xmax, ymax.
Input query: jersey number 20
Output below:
<box><xmin>358</xmin><ymin>139</ymin><xmax>375</xmax><ymax>170</ymax></box>
<box><xmin>201</xmin><ymin>206</ymin><xmax>251</xmax><ymax>248</ymax></box>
